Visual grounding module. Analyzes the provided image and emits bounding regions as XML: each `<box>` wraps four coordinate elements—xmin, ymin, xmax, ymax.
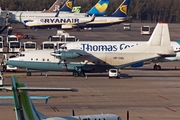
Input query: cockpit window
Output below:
<box><xmin>60</xmin><ymin>46</ymin><xmax>67</xmax><ymax>50</ymax></box>
<box><xmin>16</xmin><ymin>53</ymin><xmax>25</xmax><ymax>57</ymax></box>
<box><xmin>9</xmin><ymin>55</ymin><xmax>16</xmax><ymax>58</ymax></box>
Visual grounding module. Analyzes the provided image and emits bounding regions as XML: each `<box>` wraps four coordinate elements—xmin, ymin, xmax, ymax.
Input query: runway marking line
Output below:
<box><xmin>165</xmin><ymin>107</ymin><xmax>176</xmax><ymax>112</ymax></box>
<box><xmin>158</xmin><ymin>95</ymin><xmax>169</xmax><ymax>101</ymax></box>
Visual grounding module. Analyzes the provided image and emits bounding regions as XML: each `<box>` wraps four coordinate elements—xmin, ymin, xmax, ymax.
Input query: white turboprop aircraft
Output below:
<box><xmin>24</xmin><ymin>0</ymin><xmax>131</xmax><ymax>30</ymax></box>
<box><xmin>8</xmin><ymin>0</ymin><xmax>109</xmax><ymax>24</ymax></box>
<box><xmin>7</xmin><ymin>22</ymin><xmax>175</xmax><ymax>77</ymax></box>
<box><xmin>0</xmin><ymin>76</ymin><xmax>122</xmax><ymax>120</ymax></box>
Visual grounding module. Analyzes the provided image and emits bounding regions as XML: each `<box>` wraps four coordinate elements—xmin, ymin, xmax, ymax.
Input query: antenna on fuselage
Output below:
<box><xmin>127</xmin><ymin>111</ymin><xmax>129</xmax><ymax>120</ymax></box>
<box><xmin>72</xmin><ymin>109</ymin><xmax>75</xmax><ymax>116</ymax></box>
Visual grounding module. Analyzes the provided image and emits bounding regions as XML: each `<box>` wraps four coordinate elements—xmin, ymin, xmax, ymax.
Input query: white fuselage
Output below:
<box><xmin>9</xmin><ymin>11</ymin><xmax>88</xmax><ymax>23</ymax></box>
<box><xmin>25</xmin><ymin>15</ymin><xmax>94</xmax><ymax>27</ymax></box>
<box><xmin>7</xmin><ymin>40</ymin><xmax>179</xmax><ymax>72</ymax></box>
<box><xmin>44</xmin><ymin>114</ymin><xmax>121</xmax><ymax>120</ymax></box>
<box><xmin>24</xmin><ymin>16</ymin><xmax>125</xmax><ymax>27</ymax></box>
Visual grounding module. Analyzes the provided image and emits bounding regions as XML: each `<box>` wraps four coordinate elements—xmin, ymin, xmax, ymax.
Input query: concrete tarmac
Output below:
<box><xmin>0</xmin><ymin>23</ymin><xmax>180</xmax><ymax>120</ymax></box>
<box><xmin>0</xmin><ymin>62</ymin><xmax>180</xmax><ymax>120</ymax></box>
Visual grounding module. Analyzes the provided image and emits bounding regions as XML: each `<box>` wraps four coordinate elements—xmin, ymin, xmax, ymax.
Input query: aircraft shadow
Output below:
<box><xmin>123</xmin><ymin>68</ymin><xmax>180</xmax><ymax>71</ymax></box>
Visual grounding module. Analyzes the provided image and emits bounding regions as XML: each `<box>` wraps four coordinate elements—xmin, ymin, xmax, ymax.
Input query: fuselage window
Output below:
<box><xmin>42</xmin><ymin>59</ymin><xmax>45</xmax><ymax>61</ymax></box>
<box><xmin>36</xmin><ymin>58</ymin><xmax>38</xmax><ymax>61</ymax></box>
<box><xmin>47</xmin><ymin>59</ymin><xmax>49</xmax><ymax>61</ymax></box>
<box><xmin>31</xmin><ymin>58</ymin><xmax>33</xmax><ymax>60</ymax></box>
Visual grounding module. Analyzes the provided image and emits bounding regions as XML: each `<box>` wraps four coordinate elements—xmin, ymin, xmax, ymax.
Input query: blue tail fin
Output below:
<box><xmin>59</xmin><ymin>0</ymin><xmax>74</xmax><ymax>12</ymax></box>
<box><xmin>111</xmin><ymin>0</ymin><xmax>131</xmax><ymax>17</ymax></box>
<box><xmin>87</xmin><ymin>0</ymin><xmax>109</xmax><ymax>16</ymax></box>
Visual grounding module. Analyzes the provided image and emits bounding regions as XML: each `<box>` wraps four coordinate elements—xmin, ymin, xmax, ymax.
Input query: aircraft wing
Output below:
<box><xmin>72</xmin><ymin>14</ymin><xmax>96</xmax><ymax>26</ymax></box>
<box><xmin>0</xmin><ymin>86</ymin><xmax>78</xmax><ymax>92</ymax></box>
<box><xmin>18</xmin><ymin>87</ymin><xmax>78</xmax><ymax>92</ymax></box>
<box><xmin>118</xmin><ymin>54</ymin><xmax>175</xmax><ymax>69</ymax></box>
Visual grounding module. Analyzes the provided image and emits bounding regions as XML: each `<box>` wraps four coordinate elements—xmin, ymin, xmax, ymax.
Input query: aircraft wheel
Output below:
<box><xmin>2</xmin><ymin>66</ymin><xmax>6</xmax><ymax>72</ymax></box>
<box><xmin>79</xmin><ymin>71</ymin><xmax>85</xmax><ymax>77</ymax></box>
<box><xmin>73</xmin><ymin>71</ymin><xmax>79</xmax><ymax>77</ymax></box>
<box><xmin>154</xmin><ymin>64</ymin><xmax>161</xmax><ymax>70</ymax></box>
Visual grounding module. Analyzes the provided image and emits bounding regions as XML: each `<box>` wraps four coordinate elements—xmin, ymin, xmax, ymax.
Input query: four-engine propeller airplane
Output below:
<box><xmin>6</xmin><ymin>22</ymin><xmax>175</xmax><ymax>77</ymax></box>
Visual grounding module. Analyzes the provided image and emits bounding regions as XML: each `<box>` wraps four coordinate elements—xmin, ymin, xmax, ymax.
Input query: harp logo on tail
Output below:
<box><xmin>120</xmin><ymin>5</ymin><xmax>127</xmax><ymax>15</ymax></box>
<box><xmin>66</xmin><ymin>1</ymin><xmax>73</xmax><ymax>9</ymax></box>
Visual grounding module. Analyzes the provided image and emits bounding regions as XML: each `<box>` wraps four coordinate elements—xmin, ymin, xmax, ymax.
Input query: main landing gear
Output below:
<box><xmin>73</xmin><ymin>71</ymin><xmax>85</xmax><ymax>77</ymax></box>
<box><xmin>153</xmin><ymin>64</ymin><xmax>161</xmax><ymax>70</ymax></box>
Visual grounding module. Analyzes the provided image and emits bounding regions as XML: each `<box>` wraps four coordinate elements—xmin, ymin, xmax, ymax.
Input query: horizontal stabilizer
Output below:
<box><xmin>0</xmin><ymin>96</ymin><xmax>51</xmax><ymax>104</ymax></box>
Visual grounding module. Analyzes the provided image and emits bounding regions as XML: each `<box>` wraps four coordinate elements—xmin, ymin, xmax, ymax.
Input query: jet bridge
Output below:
<box><xmin>0</xmin><ymin>9</ymin><xmax>10</xmax><ymax>34</ymax></box>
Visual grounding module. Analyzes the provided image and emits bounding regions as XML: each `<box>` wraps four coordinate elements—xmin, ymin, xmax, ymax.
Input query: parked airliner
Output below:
<box><xmin>7</xmin><ymin>22</ymin><xmax>175</xmax><ymax>77</ymax></box>
<box><xmin>8</xmin><ymin>0</ymin><xmax>74</xmax><ymax>23</ymax></box>
<box><xmin>24</xmin><ymin>0</ymin><xmax>131</xmax><ymax>30</ymax></box>
<box><xmin>8</xmin><ymin>0</ymin><xmax>109</xmax><ymax>24</ymax></box>
<box><xmin>0</xmin><ymin>76</ymin><xmax>122</xmax><ymax>120</ymax></box>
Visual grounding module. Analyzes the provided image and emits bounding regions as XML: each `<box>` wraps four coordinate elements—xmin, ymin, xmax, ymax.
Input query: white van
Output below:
<box><xmin>108</xmin><ymin>69</ymin><xmax>120</xmax><ymax>79</ymax></box>
<box><xmin>123</xmin><ymin>23</ymin><xmax>131</xmax><ymax>31</ymax></box>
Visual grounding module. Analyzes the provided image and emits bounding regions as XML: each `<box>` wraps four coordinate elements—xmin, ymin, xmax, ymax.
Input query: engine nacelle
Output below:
<box><xmin>131</xmin><ymin>62</ymin><xmax>144</xmax><ymax>67</ymax></box>
<box><xmin>61</xmin><ymin>51</ymin><xmax>80</xmax><ymax>59</ymax></box>
<box><xmin>61</xmin><ymin>25</ymin><xmax>73</xmax><ymax>29</ymax></box>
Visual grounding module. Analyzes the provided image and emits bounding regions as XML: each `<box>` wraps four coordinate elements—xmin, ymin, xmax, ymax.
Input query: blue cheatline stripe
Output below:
<box><xmin>176</xmin><ymin>41</ymin><xmax>180</xmax><ymax>45</ymax></box>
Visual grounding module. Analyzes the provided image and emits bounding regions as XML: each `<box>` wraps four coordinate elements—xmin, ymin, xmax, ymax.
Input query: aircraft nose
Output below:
<box><xmin>6</xmin><ymin>58</ymin><xmax>20</xmax><ymax>65</ymax></box>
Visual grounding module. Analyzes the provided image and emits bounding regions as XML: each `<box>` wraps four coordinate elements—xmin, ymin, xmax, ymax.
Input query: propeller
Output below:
<box><xmin>50</xmin><ymin>49</ymin><xmax>64</xmax><ymax>65</ymax></box>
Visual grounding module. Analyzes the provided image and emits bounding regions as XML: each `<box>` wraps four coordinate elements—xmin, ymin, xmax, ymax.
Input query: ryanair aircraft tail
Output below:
<box><xmin>111</xmin><ymin>0</ymin><xmax>131</xmax><ymax>17</ymax></box>
<box><xmin>87</xmin><ymin>0</ymin><xmax>110</xmax><ymax>16</ymax></box>
<box><xmin>44</xmin><ymin>0</ymin><xmax>61</xmax><ymax>12</ymax></box>
<box><xmin>59</xmin><ymin>0</ymin><xmax>74</xmax><ymax>12</ymax></box>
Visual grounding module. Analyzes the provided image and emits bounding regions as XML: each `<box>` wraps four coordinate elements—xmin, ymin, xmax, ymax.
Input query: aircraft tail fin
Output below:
<box><xmin>148</xmin><ymin>22</ymin><xmax>170</xmax><ymax>46</ymax></box>
<box><xmin>128</xmin><ymin>22</ymin><xmax>175</xmax><ymax>56</ymax></box>
<box><xmin>147</xmin><ymin>22</ymin><xmax>175</xmax><ymax>55</ymax></box>
<box><xmin>55</xmin><ymin>0</ymin><xmax>74</xmax><ymax>17</ymax></box>
<box><xmin>59</xmin><ymin>0</ymin><xmax>74</xmax><ymax>12</ymax></box>
<box><xmin>1</xmin><ymin>76</ymin><xmax>78</xmax><ymax>120</ymax></box>
<box><xmin>111</xmin><ymin>0</ymin><xmax>131</xmax><ymax>17</ymax></box>
<box><xmin>45</xmin><ymin>0</ymin><xmax>61</xmax><ymax>12</ymax></box>
<box><xmin>87</xmin><ymin>0</ymin><xmax>109</xmax><ymax>16</ymax></box>
<box><xmin>11</xmin><ymin>76</ymin><xmax>41</xmax><ymax>120</ymax></box>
